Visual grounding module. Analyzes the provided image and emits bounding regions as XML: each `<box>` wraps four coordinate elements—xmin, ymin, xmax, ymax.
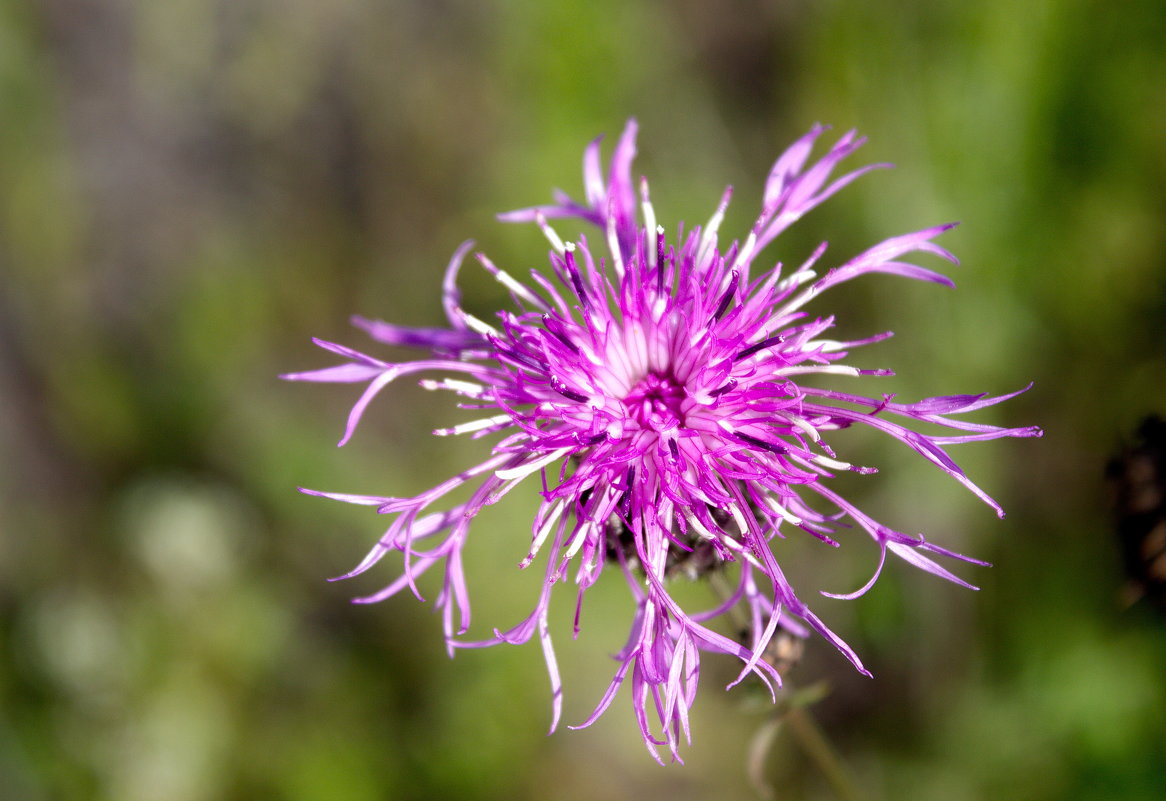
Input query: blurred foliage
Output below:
<box><xmin>1</xmin><ymin>0</ymin><xmax>1165</xmax><ymax>799</ymax></box>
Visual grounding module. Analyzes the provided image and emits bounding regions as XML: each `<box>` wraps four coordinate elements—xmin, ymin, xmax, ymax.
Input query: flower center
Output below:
<box><xmin>623</xmin><ymin>370</ymin><xmax>687</xmax><ymax>431</ymax></box>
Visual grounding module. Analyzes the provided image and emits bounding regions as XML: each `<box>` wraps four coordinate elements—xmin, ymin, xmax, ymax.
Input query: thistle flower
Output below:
<box><xmin>284</xmin><ymin>121</ymin><xmax>1041</xmax><ymax>762</ymax></box>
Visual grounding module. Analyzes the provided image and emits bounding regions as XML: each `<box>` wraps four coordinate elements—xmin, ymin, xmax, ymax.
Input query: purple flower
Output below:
<box><xmin>284</xmin><ymin>121</ymin><xmax>1042</xmax><ymax>762</ymax></box>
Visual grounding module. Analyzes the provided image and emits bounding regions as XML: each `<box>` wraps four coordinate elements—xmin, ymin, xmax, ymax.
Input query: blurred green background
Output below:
<box><xmin>2</xmin><ymin>0</ymin><xmax>1164</xmax><ymax>798</ymax></box>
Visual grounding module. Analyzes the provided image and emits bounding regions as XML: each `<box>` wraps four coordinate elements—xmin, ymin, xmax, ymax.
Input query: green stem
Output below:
<box><xmin>784</xmin><ymin>704</ymin><xmax>864</xmax><ymax>801</ymax></box>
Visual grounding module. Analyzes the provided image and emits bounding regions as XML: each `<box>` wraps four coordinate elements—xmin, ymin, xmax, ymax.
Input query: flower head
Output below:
<box><xmin>284</xmin><ymin>121</ymin><xmax>1042</xmax><ymax>762</ymax></box>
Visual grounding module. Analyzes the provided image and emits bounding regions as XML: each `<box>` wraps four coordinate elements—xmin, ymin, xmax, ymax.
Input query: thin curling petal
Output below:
<box><xmin>442</xmin><ymin>240</ymin><xmax>476</xmax><ymax>330</ymax></box>
<box><xmin>583</xmin><ymin>133</ymin><xmax>606</xmax><ymax>207</ymax></box>
<box><xmin>352</xmin><ymin>315</ymin><xmax>484</xmax><ymax>353</ymax></box>
<box><xmin>606</xmin><ymin>118</ymin><xmax>640</xmax><ymax>258</ymax></box>
<box><xmin>280</xmin><ymin>362</ymin><xmax>386</xmax><ymax>383</ymax></box>
<box><xmin>287</xmin><ymin>120</ymin><xmax>1040</xmax><ymax>761</ymax></box>
<box><xmin>764</xmin><ymin>123</ymin><xmax>827</xmax><ymax>207</ymax></box>
<box><xmin>498</xmin><ymin>120</ymin><xmax>641</xmax><ymax>259</ymax></box>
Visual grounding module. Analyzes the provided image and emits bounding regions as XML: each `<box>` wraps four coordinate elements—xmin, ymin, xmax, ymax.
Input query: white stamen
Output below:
<box><xmin>778</xmin><ymin>364</ymin><xmax>861</xmax><ymax>378</ymax></box>
<box><xmin>564</xmin><ymin>520</ymin><xmax>594</xmax><ymax>559</ymax></box>
<box><xmin>420</xmin><ymin>378</ymin><xmax>486</xmax><ymax>396</ymax></box>
<box><xmin>536</xmin><ymin>213</ymin><xmax>567</xmax><ymax>254</ymax></box>
<box><xmin>640</xmin><ymin>178</ymin><xmax>658</xmax><ymax>271</ymax></box>
<box><xmin>764</xmin><ymin>496</ymin><xmax>804</xmax><ymax>527</ymax></box>
<box><xmin>434</xmin><ymin>414</ymin><xmax>512</xmax><ymax>437</ymax></box>
<box><xmin>810</xmin><ymin>454</ymin><xmax>854</xmax><ymax>471</ymax></box>
<box><xmin>785</xmin><ymin>413</ymin><xmax>821</xmax><ymax>442</ymax></box>
<box><xmin>494</xmin><ymin>447</ymin><xmax>571</xmax><ymax>481</ymax></box>
<box><xmin>521</xmin><ymin>499</ymin><xmax>566</xmax><ymax>567</ymax></box>
<box><xmin>771</xmin><ymin>280</ymin><xmax>820</xmax><ymax>319</ymax></box>
<box><xmin>776</xmin><ymin>269</ymin><xmax>817</xmax><ymax>292</ymax></box>
<box><xmin>651</xmin><ymin>295</ymin><xmax>668</xmax><ymax>323</ymax></box>
<box><xmin>685</xmin><ymin>511</ymin><xmax>754</xmax><ymax>561</ymax></box>
<box><xmin>605</xmin><ymin>214</ymin><xmax>625</xmax><ymax>279</ymax></box>
<box><xmin>727</xmin><ymin>503</ymin><xmax>751</xmax><ymax>537</ymax></box>
<box><xmin>684</xmin><ymin>511</ymin><xmax>715</xmax><ymax>541</ymax></box>
<box><xmin>460</xmin><ymin>310</ymin><xmax>500</xmax><ymax>337</ymax></box>
<box><xmin>479</xmin><ymin>255</ymin><xmax>549</xmax><ymax>311</ymax></box>
<box><xmin>804</xmin><ymin>339</ymin><xmax>848</xmax><ymax>353</ymax></box>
